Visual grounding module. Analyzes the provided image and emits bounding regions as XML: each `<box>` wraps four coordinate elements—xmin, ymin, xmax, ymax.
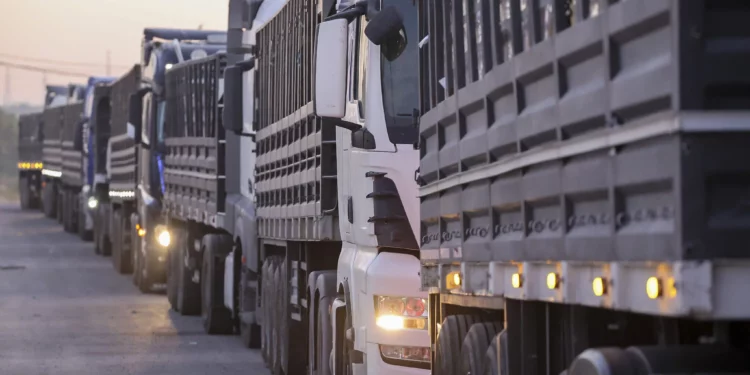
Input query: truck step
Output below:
<box><xmin>368</xmin><ymin>215</ymin><xmax>408</xmax><ymax>223</ymax></box>
<box><xmin>365</xmin><ymin>171</ymin><xmax>387</xmax><ymax>178</ymax></box>
<box><xmin>366</xmin><ymin>191</ymin><xmax>399</xmax><ymax>198</ymax></box>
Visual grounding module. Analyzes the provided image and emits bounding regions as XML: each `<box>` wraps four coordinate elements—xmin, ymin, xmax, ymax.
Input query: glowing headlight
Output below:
<box><xmin>155</xmin><ymin>225</ymin><xmax>171</xmax><ymax>247</ymax></box>
<box><xmin>374</xmin><ymin>296</ymin><xmax>428</xmax><ymax>331</ymax></box>
<box><xmin>87</xmin><ymin>197</ymin><xmax>98</xmax><ymax>209</ymax></box>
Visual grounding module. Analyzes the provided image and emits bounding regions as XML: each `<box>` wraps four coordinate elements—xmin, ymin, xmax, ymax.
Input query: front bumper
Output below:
<box><xmin>365</xmin><ymin>343</ymin><xmax>430</xmax><ymax>375</ymax></box>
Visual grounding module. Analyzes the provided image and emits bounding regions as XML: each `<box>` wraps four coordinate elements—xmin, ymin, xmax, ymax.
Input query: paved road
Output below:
<box><xmin>0</xmin><ymin>203</ymin><xmax>266</xmax><ymax>375</ymax></box>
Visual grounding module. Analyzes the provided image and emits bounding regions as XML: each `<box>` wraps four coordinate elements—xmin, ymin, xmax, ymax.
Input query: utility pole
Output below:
<box><xmin>106</xmin><ymin>50</ymin><xmax>111</xmax><ymax>75</ymax></box>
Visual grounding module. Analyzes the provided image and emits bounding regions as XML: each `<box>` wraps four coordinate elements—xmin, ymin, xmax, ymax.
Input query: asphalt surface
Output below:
<box><xmin>0</xmin><ymin>203</ymin><xmax>266</xmax><ymax>375</ymax></box>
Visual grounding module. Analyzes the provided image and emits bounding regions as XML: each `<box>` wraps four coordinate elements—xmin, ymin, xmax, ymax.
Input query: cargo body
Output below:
<box><xmin>418</xmin><ymin>1</ymin><xmax>750</xmax><ymax>374</ymax></box>
<box><xmin>59</xmin><ymin>102</ymin><xmax>85</xmax><ymax>234</ymax></box>
<box><xmin>41</xmin><ymin>105</ymin><xmax>64</xmax><ymax>220</ymax></box>
<box><xmin>99</xmin><ymin>65</ymin><xmax>141</xmax><ymax>274</ymax></box>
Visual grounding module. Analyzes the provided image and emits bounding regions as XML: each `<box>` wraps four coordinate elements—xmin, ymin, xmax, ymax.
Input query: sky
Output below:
<box><xmin>0</xmin><ymin>0</ymin><xmax>228</xmax><ymax>107</ymax></box>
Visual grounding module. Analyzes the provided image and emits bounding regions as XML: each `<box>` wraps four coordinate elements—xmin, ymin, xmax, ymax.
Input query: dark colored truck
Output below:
<box><xmin>417</xmin><ymin>0</ymin><xmax>750</xmax><ymax>374</ymax></box>
<box><xmin>60</xmin><ymin>101</ymin><xmax>85</xmax><ymax>234</ymax></box>
<box><xmin>158</xmin><ymin>53</ymin><xmax>231</xmax><ymax>316</ymax></box>
<box><xmin>91</xmin><ymin>83</ymin><xmax>113</xmax><ymax>256</ymax></box>
<box><xmin>41</xmin><ymin>104</ymin><xmax>64</xmax><ymax>220</ymax></box>
<box><xmin>96</xmin><ymin>64</ymin><xmax>141</xmax><ymax>274</ymax></box>
<box><xmin>128</xmin><ymin>28</ymin><xmax>226</xmax><ymax>293</ymax></box>
<box><xmin>17</xmin><ymin>111</ymin><xmax>44</xmax><ymax>210</ymax></box>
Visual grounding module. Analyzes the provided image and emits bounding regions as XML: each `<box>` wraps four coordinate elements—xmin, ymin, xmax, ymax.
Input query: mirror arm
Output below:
<box><xmin>325</xmin><ymin>2</ymin><xmax>366</xmax><ymax>22</ymax></box>
<box><xmin>325</xmin><ymin>118</ymin><xmax>362</xmax><ymax>132</ymax></box>
<box><xmin>236</xmin><ymin>57</ymin><xmax>255</xmax><ymax>72</ymax></box>
<box><xmin>137</xmin><ymin>87</ymin><xmax>153</xmax><ymax>97</ymax></box>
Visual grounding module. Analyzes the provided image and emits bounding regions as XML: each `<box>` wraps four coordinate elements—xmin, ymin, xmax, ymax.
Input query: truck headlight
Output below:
<box><xmin>154</xmin><ymin>225</ymin><xmax>171</xmax><ymax>248</ymax></box>
<box><xmin>87</xmin><ymin>197</ymin><xmax>98</xmax><ymax>209</ymax></box>
<box><xmin>374</xmin><ymin>296</ymin><xmax>427</xmax><ymax>331</ymax></box>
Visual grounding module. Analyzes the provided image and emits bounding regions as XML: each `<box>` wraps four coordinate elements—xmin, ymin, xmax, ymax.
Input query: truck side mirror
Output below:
<box><xmin>127</xmin><ymin>93</ymin><xmax>142</xmax><ymax>143</ymax></box>
<box><xmin>364</xmin><ymin>6</ymin><xmax>406</xmax><ymax>61</ymax></box>
<box><xmin>223</xmin><ymin>64</ymin><xmax>245</xmax><ymax>134</ymax></box>
<box><xmin>314</xmin><ymin>19</ymin><xmax>348</xmax><ymax>119</ymax></box>
<box><xmin>73</xmin><ymin>118</ymin><xmax>87</xmax><ymax>151</ymax></box>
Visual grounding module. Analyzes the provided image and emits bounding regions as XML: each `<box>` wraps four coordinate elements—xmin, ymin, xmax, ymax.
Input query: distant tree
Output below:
<box><xmin>0</xmin><ymin>107</ymin><xmax>18</xmax><ymax>178</ymax></box>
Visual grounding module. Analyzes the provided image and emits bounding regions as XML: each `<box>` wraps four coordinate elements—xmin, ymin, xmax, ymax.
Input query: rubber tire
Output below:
<box><xmin>19</xmin><ymin>178</ymin><xmax>30</xmax><ymax>210</ymax></box>
<box><xmin>78</xmin><ymin>199</ymin><xmax>93</xmax><ymax>241</ymax></box>
<box><xmin>271</xmin><ymin>258</ymin><xmax>284</xmax><ymax>374</ymax></box>
<box><xmin>132</xmin><ymin>228</ymin><xmax>141</xmax><ymax>287</ymax></box>
<box><xmin>260</xmin><ymin>258</ymin><xmax>273</xmax><ymax>362</ymax></box>
<box><xmin>42</xmin><ymin>183</ymin><xmax>54</xmax><ymax>218</ymax></box>
<box><xmin>483</xmin><ymin>330</ymin><xmax>508</xmax><ymax>375</ymax></box>
<box><xmin>239</xmin><ymin>261</ymin><xmax>262</xmax><ymax>349</ymax></box>
<box><xmin>460</xmin><ymin>322</ymin><xmax>504</xmax><ymax>375</ymax></box>
<box><xmin>177</xmin><ymin>232</ymin><xmax>201</xmax><ymax>316</ymax></box>
<box><xmin>99</xmin><ymin>211</ymin><xmax>113</xmax><ymax>257</ymax></box>
<box><xmin>136</xmin><ymin>239</ymin><xmax>156</xmax><ymax>294</ymax></box>
<box><xmin>111</xmin><ymin>210</ymin><xmax>122</xmax><ymax>271</ymax></box>
<box><xmin>62</xmin><ymin>192</ymin><xmax>72</xmax><ymax>233</ymax></box>
<box><xmin>93</xmin><ymin>208</ymin><xmax>102</xmax><ymax>255</ymax></box>
<box><xmin>166</xmin><ymin>228</ymin><xmax>181</xmax><ymax>311</ymax></box>
<box><xmin>436</xmin><ymin>315</ymin><xmax>482</xmax><ymax>375</ymax></box>
<box><xmin>316</xmin><ymin>295</ymin><xmax>334</xmax><ymax>375</ymax></box>
<box><xmin>56</xmin><ymin>190</ymin><xmax>63</xmax><ymax>224</ymax></box>
<box><xmin>261</xmin><ymin>257</ymin><xmax>281</xmax><ymax>371</ymax></box>
<box><xmin>111</xmin><ymin>211</ymin><xmax>132</xmax><ymax>274</ymax></box>
<box><xmin>201</xmin><ymin>234</ymin><xmax>234</xmax><ymax>334</ymax></box>
<box><xmin>69</xmin><ymin>193</ymin><xmax>78</xmax><ymax>234</ymax></box>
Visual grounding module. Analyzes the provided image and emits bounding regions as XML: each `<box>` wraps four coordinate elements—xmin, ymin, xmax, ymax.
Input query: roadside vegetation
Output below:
<box><xmin>0</xmin><ymin>108</ymin><xmax>19</xmax><ymax>203</ymax></box>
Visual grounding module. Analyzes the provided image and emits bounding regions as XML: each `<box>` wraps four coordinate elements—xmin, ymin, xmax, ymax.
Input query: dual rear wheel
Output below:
<box><xmin>435</xmin><ymin>315</ymin><xmax>507</xmax><ymax>375</ymax></box>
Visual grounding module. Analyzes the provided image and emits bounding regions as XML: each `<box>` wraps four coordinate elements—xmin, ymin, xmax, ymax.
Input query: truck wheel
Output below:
<box><xmin>460</xmin><ymin>322</ymin><xmax>503</xmax><ymax>375</ymax></box>
<box><xmin>56</xmin><ymin>189</ymin><xmax>63</xmax><ymax>224</ymax></box>
<box><xmin>271</xmin><ymin>258</ymin><xmax>284</xmax><ymax>375</ymax></box>
<box><xmin>201</xmin><ymin>234</ymin><xmax>233</xmax><ymax>334</ymax></box>
<box><xmin>19</xmin><ymin>178</ymin><xmax>30</xmax><ymax>210</ymax></box>
<box><xmin>483</xmin><ymin>330</ymin><xmax>508</xmax><ymax>375</ymax></box>
<box><xmin>69</xmin><ymin>193</ymin><xmax>78</xmax><ymax>234</ymax></box>
<box><xmin>112</xmin><ymin>211</ymin><xmax>132</xmax><ymax>274</ymax></box>
<box><xmin>436</xmin><ymin>315</ymin><xmax>482</xmax><ymax>375</ymax></box>
<box><xmin>132</xmin><ymin>223</ymin><xmax>142</xmax><ymax>287</ymax></box>
<box><xmin>177</xmin><ymin>233</ymin><xmax>201</xmax><ymax>316</ymax></box>
<box><xmin>62</xmin><ymin>192</ymin><xmax>72</xmax><ymax>233</ymax></box>
<box><xmin>238</xmin><ymin>249</ymin><xmax>262</xmax><ymax>348</ymax></box>
<box><xmin>78</xmin><ymin>202</ymin><xmax>93</xmax><ymax>241</ymax></box>
<box><xmin>260</xmin><ymin>258</ymin><xmax>273</xmax><ymax>362</ymax></box>
<box><xmin>137</xmin><ymin>242</ymin><xmax>157</xmax><ymax>294</ymax></box>
<box><xmin>315</xmin><ymin>295</ymin><xmax>334</xmax><ymax>375</ymax></box>
<box><xmin>166</xmin><ymin>229</ymin><xmax>181</xmax><ymax>311</ymax></box>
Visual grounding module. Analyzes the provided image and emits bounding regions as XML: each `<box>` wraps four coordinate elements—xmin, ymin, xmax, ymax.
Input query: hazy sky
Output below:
<box><xmin>0</xmin><ymin>0</ymin><xmax>228</xmax><ymax>106</ymax></box>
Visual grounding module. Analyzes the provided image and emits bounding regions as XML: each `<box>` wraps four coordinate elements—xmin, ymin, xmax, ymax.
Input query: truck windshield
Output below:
<box><xmin>156</xmin><ymin>101</ymin><xmax>166</xmax><ymax>144</ymax></box>
<box><xmin>381</xmin><ymin>0</ymin><xmax>419</xmax><ymax>145</ymax></box>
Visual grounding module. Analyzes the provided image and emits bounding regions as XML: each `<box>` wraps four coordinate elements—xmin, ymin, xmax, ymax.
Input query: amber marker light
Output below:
<box><xmin>511</xmin><ymin>273</ymin><xmax>522</xmax><ymax>289</ymax></box>
<box><xmin>446</xmin><ymin>271</ymin><xmax>461</xmax><ymax>289</ymax></box>
<box><xmin>646</xmin><ymin>277</ymin><xmax>662</xmax><ymax>299</ymax></box>
<box><xmin>592</xmin><ymin>277</ymin><xmax>606</xmax><ymax>296</ymax></box>
<box><xmin>546</xmin><ymin>272</ymin><xmax>559</xmax><ymax>290</ymax></box>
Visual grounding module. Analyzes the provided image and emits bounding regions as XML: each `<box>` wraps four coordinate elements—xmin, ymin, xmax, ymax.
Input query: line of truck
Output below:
<box><xmin>16</xmin><ymin>0</ymin><xmax>750</xmax><ymax>374</ymax></box>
